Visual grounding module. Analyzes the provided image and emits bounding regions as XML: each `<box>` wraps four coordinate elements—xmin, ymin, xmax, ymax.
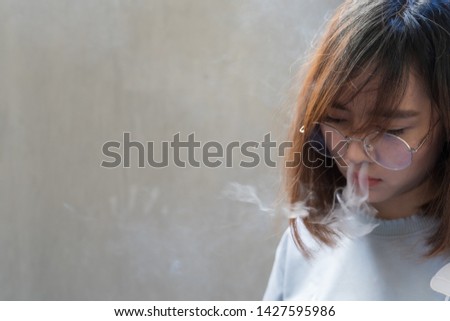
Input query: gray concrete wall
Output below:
<box><xmin>1</xmin><ymin>0</ymin><xmax>342</xmax><ymax>300</ymax></box>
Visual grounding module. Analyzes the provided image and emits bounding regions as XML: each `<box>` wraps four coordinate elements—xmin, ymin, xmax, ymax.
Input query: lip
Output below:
<box><xmin>353</xmin><ymin>173</ymin><xmax>382</xmax><ymax>187</ymax></box>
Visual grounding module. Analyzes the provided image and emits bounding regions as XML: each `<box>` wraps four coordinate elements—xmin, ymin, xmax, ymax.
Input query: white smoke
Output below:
<box><xmin>315</xmin><ymin>162</ymin><xmax>379</xmax><ymax>238</ymax></box>
<box><xmin>223</xmin><ymin>162</ymin><xmax>379</xmax><ymax>239</ymax></box>
<box><xmin>222</xmin><ymin>182</ymin><xmax>310</xmax><ymax>219</ymax></box>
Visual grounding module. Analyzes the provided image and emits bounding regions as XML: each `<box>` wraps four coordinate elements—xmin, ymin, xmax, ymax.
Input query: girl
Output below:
<box><xmin>264</xmin><ymin>0</ymin><xmax>450</xmax><ymax>300</ymax></box>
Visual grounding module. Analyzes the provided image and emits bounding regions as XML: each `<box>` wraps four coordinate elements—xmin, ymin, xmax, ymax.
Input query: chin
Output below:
<box><xmin>366</xmin><ymin>190</ymin><xmax>392</xmax><ymax>205</ymax></box>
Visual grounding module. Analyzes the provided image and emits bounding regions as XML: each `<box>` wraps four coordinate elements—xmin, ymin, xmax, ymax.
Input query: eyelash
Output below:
<box><xmin>324</xmin><ymin>116</ymin><xmax>406</xmax><ymax>136</ymax></box>
<box><xmin>323</xmin><ymin>116</ymin><xmax>345</xmax><ymax>123</ymax></box>
<box><xmin>386</xmin><ymin>128</ymin><xmax>405</xmax><ymax>136</ymax></box>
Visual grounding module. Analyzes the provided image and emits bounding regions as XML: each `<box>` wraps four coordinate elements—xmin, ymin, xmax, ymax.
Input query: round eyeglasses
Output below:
<box><xmin>305</xmin><ymin>122</ymin><xmax>431</xmax><ymax>170</ymax></box>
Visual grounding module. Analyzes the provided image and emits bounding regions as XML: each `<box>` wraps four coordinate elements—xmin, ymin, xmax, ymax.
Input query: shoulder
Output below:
<box><xmin>273</xmin><ymin>220</ymin><xmax>327</xmax><ymax>262</ymax></box>
<box><xmin>263</xmin><ymin>223</ymin><xmax>322</xmax><ymax>300</ymax></box>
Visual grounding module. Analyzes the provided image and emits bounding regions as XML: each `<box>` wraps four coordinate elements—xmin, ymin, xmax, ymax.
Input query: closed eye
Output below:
<box><xmin>323</xmin><ymin>116</ymin><xmax>346</xmax><ymax>124</ymax></box>
<box><xmin>386</xmin><ymin>128</ymin><xmax>405</xmax><ymax>136</ymax></box>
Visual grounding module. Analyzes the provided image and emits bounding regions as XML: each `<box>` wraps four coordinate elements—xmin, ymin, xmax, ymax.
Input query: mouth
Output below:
<box><xmin>353</xmin><ymin>172</ymin><xmax>382</xmax><ymax>187</ymax></box>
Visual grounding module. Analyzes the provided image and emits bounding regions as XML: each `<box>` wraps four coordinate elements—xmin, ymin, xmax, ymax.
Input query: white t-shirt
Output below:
<box><xmin>263</xmin><ymin>215</ymin><xmax>450</xmax><ymax>300</ymax></box>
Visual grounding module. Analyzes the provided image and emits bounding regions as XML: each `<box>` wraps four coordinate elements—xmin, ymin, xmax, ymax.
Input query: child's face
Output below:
<box><xmin>327</xmin><ymin>70</ymin><xmax>444</xmax><ymax>218</ymax></box>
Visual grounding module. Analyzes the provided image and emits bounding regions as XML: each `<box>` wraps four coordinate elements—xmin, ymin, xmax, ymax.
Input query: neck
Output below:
<box><xmin>373</xmin><ymin>201</ymin><xmax>422</xmax><ymax>220</ymax></box>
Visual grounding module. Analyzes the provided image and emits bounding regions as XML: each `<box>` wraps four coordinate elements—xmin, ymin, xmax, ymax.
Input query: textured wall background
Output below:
<box><xmin>0</xmin><ymin>0</ymin><xmax>341</xmax><ymax>300</ymax></box>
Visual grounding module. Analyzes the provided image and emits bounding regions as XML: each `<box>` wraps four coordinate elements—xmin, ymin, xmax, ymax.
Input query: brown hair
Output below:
<box><xmin>285</xmin><ymin>0</ymin><xmax>450</xmax><ymax>257</ymax></box>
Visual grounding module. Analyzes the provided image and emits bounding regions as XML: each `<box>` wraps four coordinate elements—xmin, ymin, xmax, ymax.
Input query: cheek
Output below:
<box><xmin>413</xmin><ymin>137</ymin><xmax>444</xmax><ymax>173</ymax></box>
<box><xmin>382</xmin><ymin>168</ymin><xmax>421</xmax><ymax>188</ymax></box>
<box><xmin>383</xmin><ymin>145</ymin><xmax>441</xmax><ymax>189</ymax></box>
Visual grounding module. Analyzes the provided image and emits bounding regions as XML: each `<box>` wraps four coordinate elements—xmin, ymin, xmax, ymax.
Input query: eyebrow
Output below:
<box><xmin>331</xmin><ymin>103</ymin><xmax>420</xmax><ymax>119</ymax></box>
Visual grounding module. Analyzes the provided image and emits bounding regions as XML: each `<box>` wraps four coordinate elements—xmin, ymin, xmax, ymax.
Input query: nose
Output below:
<box><xmin>343</xmin><ymin>138</ymin><xmax>372</xmax><ymax>166</ymax></box>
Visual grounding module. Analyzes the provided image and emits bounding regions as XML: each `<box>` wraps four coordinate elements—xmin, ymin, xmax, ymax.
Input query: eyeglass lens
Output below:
<box><xmin>309</xmin><ymin>123</ymin><xmax>413</xmax><ymax>170</ymax></box>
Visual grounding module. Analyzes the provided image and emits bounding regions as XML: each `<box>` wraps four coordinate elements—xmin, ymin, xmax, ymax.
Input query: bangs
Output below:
<box><xmin>325</xmin><ymin>60</ymin><xmax>412</xmax><ymax>135</ymax></box>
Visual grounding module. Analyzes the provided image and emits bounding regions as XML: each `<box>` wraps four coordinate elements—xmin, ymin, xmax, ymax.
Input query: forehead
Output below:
<box><xmin>333</xmin><ymin>69</ymin><xmax>431</xmax><ymax>119</ymax></box>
